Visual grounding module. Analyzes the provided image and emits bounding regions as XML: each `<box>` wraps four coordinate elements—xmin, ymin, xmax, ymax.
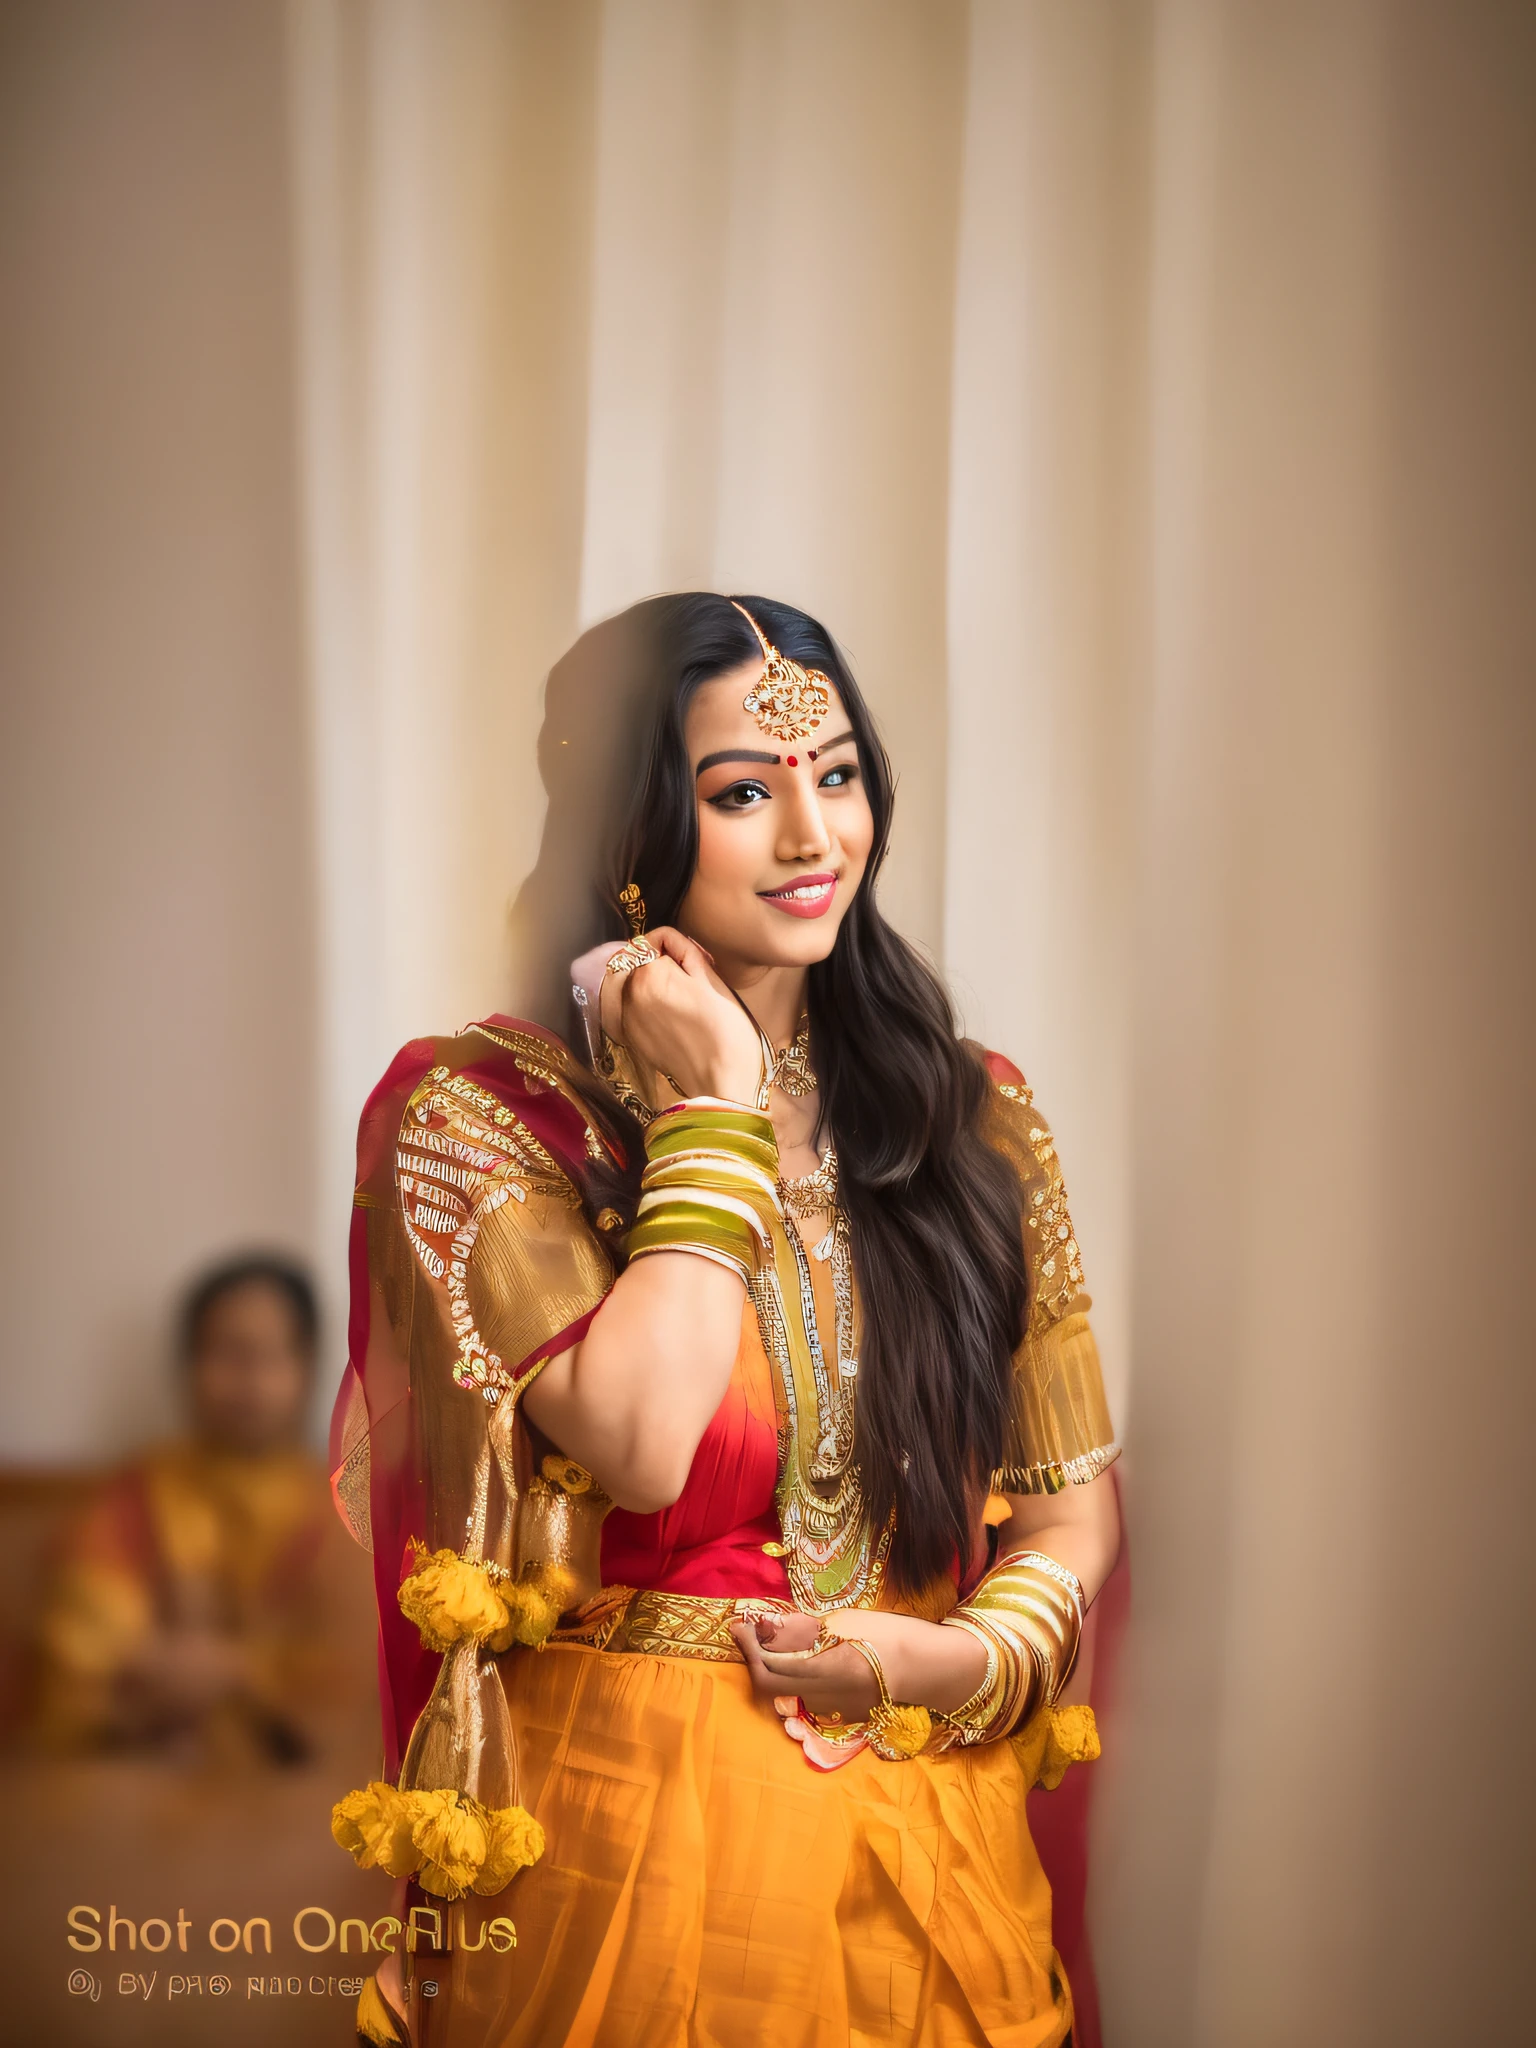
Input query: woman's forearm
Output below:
<box><xmin>821</xmin><ymin>1607</ymin><xmax>989</xmax><ymax>1713</ymax></box>
<box><xmin>520</xmin><ymin>1250</ymin><xmax>745</xmax><ymax>1512</ymax></box>
<box><xmin>814</xmin><ymin>1473</ymin><xmax>1121</xmax><ymax>1715</ymax></box>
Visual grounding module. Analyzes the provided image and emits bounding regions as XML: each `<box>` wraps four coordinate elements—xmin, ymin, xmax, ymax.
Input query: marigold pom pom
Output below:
<box><xmin>1037</xmin><ymin>1703</ymin><xmax>1100</xmax><ymax>1790</ymax></box>
<box><xmin>331</xmin><ymin>1781</ymin><xmax>421</xmax><ymax>1877</ymax></box>
<box><xmin>375</xmin><ymin>1788</ymin><xmax>441</xmax><ymax>1877</ymax></box>
<box><xmin>870</xmin><ymin>1703</ymin><xmax>934</xmax><ymax>1760</ymax></box>
<box><xmin>333</xmin><ymin>1778</ymin><xmax>547</xmax><ymax>1898</ymax></box>
<box><xmin>487</xmin><ymin>1565</ymin><xmax>577</xmax><ymax>1652</ymax></box>
<box><xmin>330</xmin><ymin>1782</ymin><xmax>394</xmax><ymax>1868</ymax></box>
<box><xmin>412</xmin><ymin>1788</ymin><xmax>490</xmax><ymax>1898</ymax></box>
<box><xmin>474</xmin><ymin>1804</ymin><xmax>546</xmax><ymax>1894</ymax></box>
<box><xmin>398</xmin><ymin>1548</ymin><xmax>510</xmax><ymax>1653</ymax></box>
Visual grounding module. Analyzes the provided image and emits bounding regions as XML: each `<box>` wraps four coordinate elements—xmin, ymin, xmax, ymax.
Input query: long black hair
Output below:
<box><xmin>560</xmin><ymin>593</ymin><xmax>1028</xmax><ymax>1592</ymax></box>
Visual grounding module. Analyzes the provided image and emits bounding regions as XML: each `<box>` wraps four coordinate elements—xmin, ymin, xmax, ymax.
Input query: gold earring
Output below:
<box><xmin>619</xmin><ymin>882</ymin><xmax>646</xmax><ymax>938</ymax></box>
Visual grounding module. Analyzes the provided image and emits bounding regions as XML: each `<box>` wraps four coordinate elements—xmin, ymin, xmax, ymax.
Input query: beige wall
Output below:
<box><xmin>2</xmin><ymin>3</ymin><xmax>1533</xmax><ymax>2041</ymax></box>
<box><xmin>289</xmin><ymin>0</ymin><xmax>968</xmax><ymax>1278</ymax></box>
<box><xmin>0</xmin><ymin>0</ymin><xmax>316</xmax><ymax>1456</ymax></box>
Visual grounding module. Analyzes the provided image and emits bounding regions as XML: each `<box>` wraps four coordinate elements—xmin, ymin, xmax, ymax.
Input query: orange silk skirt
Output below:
<box><xmin>401</xmin><ymin>1642</ymin><xmax>1072</xmax><ymax>2048</ymax></box>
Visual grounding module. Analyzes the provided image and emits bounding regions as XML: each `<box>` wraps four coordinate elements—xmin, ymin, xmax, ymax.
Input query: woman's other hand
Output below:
<box><xmin>730</xmin><ymin>1606</ymin><xmax>992</xmax><ymax>1724</ymax></box>
<box><xmin>730</xmin><ymin>1612</ymin><xmax>882</xmax><ymax>1724</ymax></box>
<box><xmin>599</xmin><ymin>927</ymin><xmax>763</xmax><ymax>1105</ymax></box>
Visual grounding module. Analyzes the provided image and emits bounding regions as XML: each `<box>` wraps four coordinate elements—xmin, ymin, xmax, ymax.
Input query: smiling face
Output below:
<box><xmin>677</xmin><ymin>658</ymin><xmax>876</xmax><ymax>978</ymax></box>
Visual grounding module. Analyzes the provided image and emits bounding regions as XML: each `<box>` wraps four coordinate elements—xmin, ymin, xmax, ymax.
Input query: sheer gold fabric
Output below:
<box><xmin>982</xmin><ymin>1077</ymin><xmax>1120</xmax><ymax>1494</ymax></box>
<box><xmin>357</xmin><ymin>1026</ymin><xmax>615</xmax><ymax>1580</ymax></box>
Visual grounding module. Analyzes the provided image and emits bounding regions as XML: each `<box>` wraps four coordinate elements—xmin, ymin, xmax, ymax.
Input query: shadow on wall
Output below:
<box><xmin>505</xmin><ymin>603</ymin><xmax>677</xmax><ymax>1033</ymax></box>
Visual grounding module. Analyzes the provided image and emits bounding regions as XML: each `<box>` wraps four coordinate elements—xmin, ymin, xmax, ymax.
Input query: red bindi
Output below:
<box><xmin>786</xmin><ymin>755</ymin><xmax>797</xmax><ymax>768</ymax></box>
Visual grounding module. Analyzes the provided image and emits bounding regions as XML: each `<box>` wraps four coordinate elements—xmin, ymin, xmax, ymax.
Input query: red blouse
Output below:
<box><xmin>598</xmin><ymin>1299</ymin><xmax>791</xmax><ymax>1602</ymax></box>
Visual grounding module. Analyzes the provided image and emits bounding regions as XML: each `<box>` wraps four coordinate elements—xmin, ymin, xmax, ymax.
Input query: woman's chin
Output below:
<box><xmin>744</xmin><ymin>912</ymin><xmax>845</xmax><ymax>970</ymax></box>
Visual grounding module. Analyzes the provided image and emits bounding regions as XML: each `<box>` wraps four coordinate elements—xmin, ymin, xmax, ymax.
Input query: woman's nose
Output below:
<box><xmin>776</xmin><ymin>778</ymin><xmax>833</xmax><ymax>863</ymax></box>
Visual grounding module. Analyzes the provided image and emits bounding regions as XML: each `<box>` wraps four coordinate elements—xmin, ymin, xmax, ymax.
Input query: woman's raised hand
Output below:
<box><xmin>600</xmin><ymin>927</ymin><xmax>765</xmax><ymax>1106</ymax></box>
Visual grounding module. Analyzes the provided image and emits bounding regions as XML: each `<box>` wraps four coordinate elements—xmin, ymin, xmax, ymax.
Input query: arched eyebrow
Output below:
<box><xmin>695</xmin><ymin>748</ymin><xmax>781</xmax><ymax>777</ymax></box>
<box><xmin>693</xmin><ymin>730</ymin><xmax>857</xmax><ymax>777</ymax></box>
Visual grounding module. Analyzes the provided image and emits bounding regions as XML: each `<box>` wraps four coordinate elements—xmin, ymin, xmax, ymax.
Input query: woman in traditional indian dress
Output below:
<box><xmin>330</xmin><ymin>594</ymin><xmax>1122</xmax><ymax>2048</ymax></box>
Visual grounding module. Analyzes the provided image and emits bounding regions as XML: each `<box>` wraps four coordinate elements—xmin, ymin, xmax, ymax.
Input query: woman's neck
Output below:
<box><xmin>718</xmin><ymin>960</ymin><xmax>808</xmax><ymax>1051</ymax></box>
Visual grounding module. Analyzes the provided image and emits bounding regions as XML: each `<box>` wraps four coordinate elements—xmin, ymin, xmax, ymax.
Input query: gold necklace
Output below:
<box><xmin>767</xmin><ymin>1017</ymin><xmax>816</xmax><ymax>1097</ymax></box>
<box><xmin>777</xmin><ymin>1144</ymin><xmax>838</xmax><ymax>1218</ymax></box>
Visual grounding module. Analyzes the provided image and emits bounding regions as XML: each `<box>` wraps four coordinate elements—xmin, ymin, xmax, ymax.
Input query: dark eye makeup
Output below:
<box><xmin>703</xmin><ymin>761</ymin><xmax>860</xmax><ymax>809</ymax></box>
<box><xmin>706</xmin><ymin>778</ymin><xmax>772</xmax><ymax>809</ymax></box>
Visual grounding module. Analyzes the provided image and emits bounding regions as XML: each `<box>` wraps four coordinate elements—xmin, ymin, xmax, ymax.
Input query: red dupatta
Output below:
<box><xmin>327</xmin><ymin>1022</ymin><xmax>608</xmax><ymax>1776</ymax></box>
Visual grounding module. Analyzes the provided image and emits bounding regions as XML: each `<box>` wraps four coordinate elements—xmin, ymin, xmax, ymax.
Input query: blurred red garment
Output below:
<box><xmin>34</xmin><ymin>1434</ymin><xmax>376</xmax><ymax>1767</ymax></box>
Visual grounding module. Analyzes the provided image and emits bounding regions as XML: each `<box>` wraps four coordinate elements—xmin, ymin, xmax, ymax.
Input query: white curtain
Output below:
<box><xmin>287</xmin><ymin>4</ymin><xmax>1536</xmax><ymax>2041</ymax></box>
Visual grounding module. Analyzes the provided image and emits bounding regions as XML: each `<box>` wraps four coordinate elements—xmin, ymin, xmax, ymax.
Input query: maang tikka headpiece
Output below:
<box><xmin>730</xmin><ymin>601</ymin><xmax>832</xmax><ymax>745</ymax></box>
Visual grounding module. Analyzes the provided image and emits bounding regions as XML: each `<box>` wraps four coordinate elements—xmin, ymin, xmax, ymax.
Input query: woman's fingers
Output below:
<box><xmin>647</xmin><ymin>926</ymin><xmax>730</xmax><ymax>993</ymax></box>
<box><xmin>728</xmin><ymin>1619</ymin><xmax>781</xmax><ymax>1698</ymax></box>
<box><xmin>728</xmin><ymin>1623</ymin><xmax>882</xmax><ymax>1720</ymax></box>
<box><xmin>597</xmin><ymin>935</ymin><xmax>668</xmax><ymax>1039</ymax></box>
<box><xmin>752</xmin><ymin>1609</ymin><xmax>824</xmax><ymax>1653</ymax></box>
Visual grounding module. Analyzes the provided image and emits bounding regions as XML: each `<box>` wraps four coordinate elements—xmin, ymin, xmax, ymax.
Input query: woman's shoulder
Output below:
<box><xmin>971</xmin><ymin>1043</ymin><xmax>1046</xmax><ymax>1127</ymax></box>
<box><xmin>979</xmin><ymin>1046</ymin><xmax>1029</xmax><ymax>1094</ymax></box>
<box><xmin>355</xmin><ymin>1016</ymin><xmax>604</xmax><ymax>1188</ymax></box>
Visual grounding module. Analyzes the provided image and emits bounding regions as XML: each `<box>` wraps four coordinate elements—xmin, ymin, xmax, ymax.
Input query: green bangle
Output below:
<box><xmin>624</xmin><ymin>1098</ymin><xmax>780</xmax><ymax>1282</ymax></box>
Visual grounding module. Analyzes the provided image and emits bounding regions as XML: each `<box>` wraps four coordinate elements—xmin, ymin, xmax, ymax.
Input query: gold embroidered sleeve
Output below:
<box><xmin>367</xmin><ymin>1036</ymin><xmax>616</xmax><ymax>1562</ymax></box>
<box><xmin>394</xmin><ymin>1053</ymin><xmax>613</xmax><ymax>1400</ymax></box>
<box><xmin>983</xmin><ymin>1065</ymin><xmax>1120</xmax><ymax>1494</ymax></box>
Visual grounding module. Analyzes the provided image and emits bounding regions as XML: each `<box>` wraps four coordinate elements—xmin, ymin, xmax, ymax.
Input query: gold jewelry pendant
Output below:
<box><xmin>777</xmin><ymin>1145</ymin><xmax>838</xmax><ymax>1219</ymax></box>
<box><xmin>767</xmin><ymin>1019</ymin><xmax>816</xmax><ymax>1097</ymax></box>
<box><xmin>731</xmin><ymin>601</ymin><xmax>832</xmax><ymax>745</ymax></box>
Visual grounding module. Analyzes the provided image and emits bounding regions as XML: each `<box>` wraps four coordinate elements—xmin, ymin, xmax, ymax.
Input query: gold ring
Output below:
<box><xmin>606</xmin><ymin>942</ymin><xmax>657</xmax><ymax>978</ymax></box>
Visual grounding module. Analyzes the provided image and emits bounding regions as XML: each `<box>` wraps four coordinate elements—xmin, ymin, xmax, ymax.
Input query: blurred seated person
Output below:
<box><xmin>35</xmin><ymin>1255</ymin><xmax>377</xmax><ymax>1768</ymax></box>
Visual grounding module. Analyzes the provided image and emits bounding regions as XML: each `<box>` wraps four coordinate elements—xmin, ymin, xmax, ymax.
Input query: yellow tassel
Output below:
<box><xmin>1038</xmin><ymin>1703</ymin><xmax>1101</xmax><ymax>1789</ymax></box>
<box><xmin>356</xmin><ymin>1973</ymin><xmax>403</xmax><ymax>2045</ymax></box>
<box><xmin>1014</xmin><ymin>1702</ymin><xmax>1101</xmax><ymax>1789</ymax></box>
<box><xmin>330</xmin><ymin>1781</ymin><xmax>408</xmax><ymax>1872</ymax></box>
<box><xmin>412</xmin><ymin>1788</ymin><xmax>489</xmax><ymax>1898</ymax></box>
<box><xmin>870</xmin><ymin>1702</ymin><xmax>934</xmax><ymax>1759</ymax></box>
<box><xmin>487</xmin><ymin>1564</ymin><xmax>577</xmax><ymax>1652</ymax></box>
<box><xmin>397</xmin><ymin>1547</ymin><xmax>511</xmax><ymax>1653</ymax></box>
<box><xmin>474</xmin><ymin>1804</ymin><xmax>547</xmax><ymax>1894</ymax></box>
<box><xmin>332</xmin><ymin>1780</ymin><xmax>545</xmax><ymax>1898</ymax></box>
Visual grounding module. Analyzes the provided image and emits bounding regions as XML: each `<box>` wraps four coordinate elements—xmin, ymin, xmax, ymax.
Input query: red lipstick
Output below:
<box><xmin>757</xmin><ymin>872</ymin><xmax>839</xmax><ymax>919</ymax></box>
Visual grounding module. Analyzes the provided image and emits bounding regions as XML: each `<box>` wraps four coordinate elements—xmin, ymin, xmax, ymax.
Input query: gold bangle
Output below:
<box><xmin>625</xmin><ymin>1101</ymin><xmax>780</xmax><ymax>1282</ymax></box>
<box><xmin>936</xmin><ymin>1612</ymin><xmax>1040</xmax><ymax>1743</ymax></box>
<box><xmin>838</xmin><ymin>1639</ymin><xmax>935</xmax><ymax>1762</ymax></box>
<box><xmin>934</xmin><ymin>1552</ymin><xmax>1084</xmax><ymax>1745</ymax></box>
<box><xmin>971</xmin><ymin>1558</ymin><xmax>1083</xmax><ymax>1706</ymax></box>
<box><xmin>1004</xmin><ymin>1549</ymin><xmax>1086</xmax><ymax>1620</ymax></box>
<box><xmin>932</xmin><ymin>1619</ymin><xmax>1000</xmax><ymax>1737</ymax></box>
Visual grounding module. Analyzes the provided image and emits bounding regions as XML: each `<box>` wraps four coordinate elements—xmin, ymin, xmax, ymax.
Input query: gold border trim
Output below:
<box><xmin>991</xmin><ymin>1441</ymin><xmax>1121</xmax><ymax>1495</ymax></box>
<box><xmin>549</xmin><ymin>1587</ymin><xmax>795</xmax><ymax>1662</ymax></box>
